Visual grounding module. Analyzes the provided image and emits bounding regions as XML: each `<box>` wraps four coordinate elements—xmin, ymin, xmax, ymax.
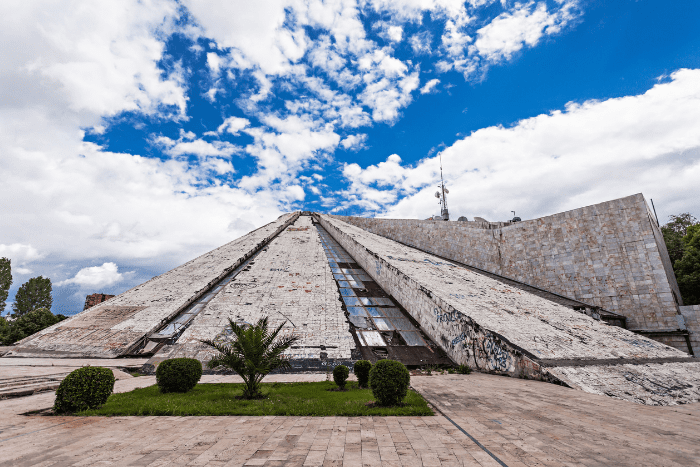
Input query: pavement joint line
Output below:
<box><xmin>419</xmin><ymin>388</ymin><xmax>508</xmax><ymax>467</ymax></box>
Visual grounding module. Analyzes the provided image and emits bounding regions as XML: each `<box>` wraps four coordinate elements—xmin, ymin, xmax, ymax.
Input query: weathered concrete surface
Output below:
<box><xmin>8</xmin><ymin>213</ymin><xmax>299</xmax><ymax>358</ymax></box>
<box><xmin>0</xmin><ymin>357</ymin><xmax>147</xmax><ymax>398</ymax></box>
<box><xmin>681</xmin><ymin>305</ymin><xmax>700</xmax><ymax>356</ymax></box>
<box><xmin>149</xmin><ymin>215</ymin><xmax>355</xmax><ymax>369</ymax></box>
<box><xmin>317</xmin><ymin>214</ymin><xmax>700</xmax><ymax>405</ymax></box>
<box><xmin>334</xmin><ymin>194</ymin><xmax>689</xmax><ymax>350</ymax></box>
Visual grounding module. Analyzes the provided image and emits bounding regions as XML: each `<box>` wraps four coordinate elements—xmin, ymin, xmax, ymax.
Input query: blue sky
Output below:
<box><xmin>1</xmin><ymin>0</ymin><xmax>700</xmax><ymax>316</ymax></box>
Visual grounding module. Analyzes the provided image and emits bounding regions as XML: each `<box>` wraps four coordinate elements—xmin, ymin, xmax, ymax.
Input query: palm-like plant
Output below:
<box><xmin>201</xmin><ymin>316</ymin><xmax>299</xmax><ymax>399</ymax></box>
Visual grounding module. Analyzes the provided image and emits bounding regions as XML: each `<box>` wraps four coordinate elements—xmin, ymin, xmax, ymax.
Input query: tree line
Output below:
<box><xmin>661</xmin><ymin>213</ymin><xmax>700</xmax><ymax>306</ymax></box>
<box><xmin>0</xmin><ymin>257</ymin><xmax>66</xmax><ymax>346</ymax></box>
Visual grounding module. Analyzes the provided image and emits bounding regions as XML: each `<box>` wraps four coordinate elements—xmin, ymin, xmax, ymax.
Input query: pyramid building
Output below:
<box><xmin>9</xmin><ymin>194</ymin><xmax>700</xmax><ymax>405</ymax></box>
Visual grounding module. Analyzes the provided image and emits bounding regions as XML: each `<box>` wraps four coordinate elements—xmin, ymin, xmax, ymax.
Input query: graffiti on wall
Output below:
<box><xmin>435</xmin><ymin>308</ymin><xmax>516</xmax><ymax>373</ymax></box>
<box><xmin>434</xmin><ymin>308</ymin><xmax>463</xmax><ymax>323</ymax></box>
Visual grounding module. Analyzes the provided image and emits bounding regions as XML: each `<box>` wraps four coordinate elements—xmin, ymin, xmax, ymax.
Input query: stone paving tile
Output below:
<box><xmin>1</xmin><ymin>372</ymin><xmax>700</xmax><ymax>466</ymax></box>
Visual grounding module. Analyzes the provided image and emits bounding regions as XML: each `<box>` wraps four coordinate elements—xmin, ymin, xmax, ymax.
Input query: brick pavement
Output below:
<box><xmin>1</xmin><ymin>372</ymin><xmax>699</xmax><ymax>466</ymax></box>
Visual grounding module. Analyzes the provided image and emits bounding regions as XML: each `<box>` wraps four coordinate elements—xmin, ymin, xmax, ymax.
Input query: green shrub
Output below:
<box><xmin>156</xmin><ymin>358</ymin><xmax>202</xmax><ymax>393</ymax></box>
<box><xmin>354</xmin><ymin>360</ymin><xmax>372</xmax><ymax>388</ymax></box>
<box><xmin>54</xmin><ymin>366</ymin><xmax>115</xmax><ymax>413</ymax></box>
<box><xmin>370</xmin><ymin>359</ymin><xmax>410</xmax><ymax>406</ymax></box>
<box><xmin>333</xmin><ymin>364</ymin><xmax>349</xmax><ymax>389</ymax></box>
<box><xmin>457</xmin><ymin>364</ymin><xmax>471</xmax><ymax>375</ymax></box>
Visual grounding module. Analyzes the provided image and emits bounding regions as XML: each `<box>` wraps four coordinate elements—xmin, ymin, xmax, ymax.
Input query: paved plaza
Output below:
<box><xmin>1</xmin><ymin>359</ymin><xmax>699</xmax><ymax>467</ymax></box>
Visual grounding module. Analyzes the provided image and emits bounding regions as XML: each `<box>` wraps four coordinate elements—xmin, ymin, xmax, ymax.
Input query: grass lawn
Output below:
<box><xmin>77</xmin><ymin>381</ymin><xmax>433</xmax><ymax>416</ymax></box>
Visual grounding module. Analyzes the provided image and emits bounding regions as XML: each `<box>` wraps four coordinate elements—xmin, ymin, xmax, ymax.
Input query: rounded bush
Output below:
<box><xmin>354</xmin><ymin>360</ymin><xmax>372</xmax><ymax>388</ymax></box>
<box><xmin>156</xmin><ymin>358</ymin><xmax>202</xmax><ymax>393</ymax></box>
<box><xmin>54</xmin><ymin>366</ymin><xmax>115</xmax><ymax>413</ymax></box>
<box><xmin>333</xmin><ymin>364</ymin><xmax>349</xmax><ymax>389</ymax></box>
<box><xmin>370</xmin><ymin>359</ymin><xmax>410</xmax><ymax>406</ymax></box>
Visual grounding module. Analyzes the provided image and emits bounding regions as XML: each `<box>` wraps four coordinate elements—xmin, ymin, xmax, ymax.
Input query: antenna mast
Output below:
<box><xmin>436</xmin><ymin>154</ymin><xmax>449</xmax><ymax>220</ymax></box>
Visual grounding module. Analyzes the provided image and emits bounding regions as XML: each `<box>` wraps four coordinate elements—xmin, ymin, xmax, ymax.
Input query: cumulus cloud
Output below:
<box><xmin>342</xmin><ymin>69</ymin><xmax>700</xmax><ymax>220</ymax></box>
<box><xmin>473</xmin><ymin>1</ymin><xmax>578</xmax><ymax>62</ymax></box>
<box><xmin>340</xmin><ymin>134</ymin><xmax>368</xmax><ymax>151</ymax></box>
<box><xmin>420</xmin><ymin>79</ymin><xmax>441</xmax><ymax>94</ymax></box>
<box><xmin>57</xmin><ymin>262</ymin><xmax>124</xmax><ymax>288</ymax></box>
<box><xmin>0</xmin><ymin>244</ymin><xmax>43</xmax><ymax>263</ymax></box>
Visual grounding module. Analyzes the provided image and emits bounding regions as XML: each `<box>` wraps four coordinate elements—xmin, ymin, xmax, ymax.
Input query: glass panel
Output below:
<box><xmin>400</xmin><ymin>331</ymin><xmax>426</xmax><ymax>346</ymax></box>
<box><xmin>359</xmin><ymin>331</ymin><xmax>386</xmax><ymax>347</ymax></box>
<box><xmin>365</xmin><ymin>307</ymin><xmax>382</xmax><ymax>317</ymax></box>
<box><xmin>333</xmin><ymin>274</ymin><xmax>345</xmax><ymax>280</ymax></box>
<box><xmin>382</xmin><ymin>307</ymin><xmax>404</xmax><ymax>317</ymax></box>
<box><xmin>348</xmin><ymin>280</ymin><xmax>363</xmax><ymax>288</ymax></box>
<box><xmin>338</xmin><ymin>280</ymin><xmax>351</xmax><ymax>288</ymax></box>
<box><xmin>391</xmin><ymin>318</ymin><xmax>414</xmax><ymax>330</ymax></box>
<box><xmin>172</xmin><ymin>314</ymin><xmax>192</xmax><ymax>324</ymax></box>
<box><xmin>349</xmin><ymin>316</ymin><xmax>370</xmax><ymax>329</ymax></box>
<box><xmin>339</xmin><ymin>288</ymin><xmax>355</xmax><ymax>296</ymax></box>
<box><xmin>199</xmin><ymin>293</ymin><xmax>216</xmax><ymax>303</ymax></box>
<box><xmin>330</xmin><ymin>268</ymin><xmax>341</xmax><ymax>273</ymax></box>
<box><xmin>342</xmin><ymin>296</ymin><xmax>362</xmax><ymax>307</ymax></box>
<box><xmin>359</xmin><ymin>297</ymin><xmax>375</xmax><ymax>306</ymax></box>
<box><xmin>372</xmin><ymin>297</ymin><xmax>394</xmax><ymax>306</ymax></box>
<box><xmin>341</xmin><ymin>268</ymin><xmax>353</xmax><ymax>274</ymax></box>
<box><xmin>373</xmin><ymin>318</ymin><xmax>394</xmax><ymax>331</ymax></box>
<box><xmin>347</xmin><ymin>307</ymin><xmax>367</xmax><ymax>316</ymax></box>
<box><xmin>156</xmin><ymin>324</ymin><xmax>177</xmax><ymax>337</ymax></box>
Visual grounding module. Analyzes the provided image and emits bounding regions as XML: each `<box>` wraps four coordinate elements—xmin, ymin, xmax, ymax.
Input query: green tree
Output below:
<box><xmin>12</xmin><ymin>276</ymin><xmax>52</xmax><ymax>317</ymax></box>
<box><xmin>675</xmin><ymin>224</ymin><xmax>700</xmax><ymax>306</ymax></box>
<box><xmin>0</xmin><ymin>257</ymin><xmax>11</xmax><ymax>313</ymax></box>
<box><xmin>662</xmin><ymin>213</ymin><xmax>698</xmax><ymax>264</ymax></box>
<box><xmin>0</xmin><ymin>308</ymin><xmax>66</xmax><ymax>345</ymax></box>
<box><xmin>201</xmin><ymin>316</ymin><xmax>299</xmax><ymax>399</ymax></box>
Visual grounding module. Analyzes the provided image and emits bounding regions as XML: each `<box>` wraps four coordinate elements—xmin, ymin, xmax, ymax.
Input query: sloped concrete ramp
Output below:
<box><xmin>317</xmin><ymin>214</ymin><xmax>700</xmax><ymax>405</ymax></box>
<box><xmin>8</xmin><ymin>213</ymin><xmax>299</xmax><ymax>358</ymax></box>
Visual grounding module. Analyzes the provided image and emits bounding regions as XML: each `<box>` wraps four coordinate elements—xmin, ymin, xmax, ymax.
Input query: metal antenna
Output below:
<box><xmin>439</xmin><ymin>154</ymin><xmax>449</xmax><ymax>220</ymax></box>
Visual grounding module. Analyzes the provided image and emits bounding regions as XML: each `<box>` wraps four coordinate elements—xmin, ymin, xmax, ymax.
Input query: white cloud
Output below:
<box><xmin>340</xmin><ymin>134</ymin><xmax>368</xmax><ymax>151</ymax></box>
<box><xmin>0</xmin><ymin>244</ymin><xmax>43</xmax><ymax>263</ymax></box>
<box><xmin>473</xmin><ymin>1</ymin><xmax>578</xmax><ymax>62</ymax></box>
<box><xmin>420</xmin><ymin>78</ymin><xmax>441</xmax><ymax>94</ymax></box>
<box><xmin>0</xmin><ymin>0</ymin><xmax>187</xmax><ymax>118</ymax></box>
<box><xmin>342</xmin><ymin>69</ymin><xmax>700</xmax><ymax>221</ymax></box>
<box><xmin>409</xmin><ymin>31</ymin><xmax>433</xmax><ymax>55</ymax></box>
<box><xmin>57</xmin><ymin>262</ymin><xmax>124</xmax><ymax>288</ymax></box>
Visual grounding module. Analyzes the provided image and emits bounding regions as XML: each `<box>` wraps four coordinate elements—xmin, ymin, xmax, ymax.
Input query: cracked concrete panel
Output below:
<box><xmin>150</xmin><ymin>215</ymin><xmax>355</xmax><ymax>369</ymax></box>
<box><xmin>317</xmin><ymin>214</ymin><xmax>700</xmax><ymax>405</ymax></box>
<box><xmin>9</xmin><ymin>213</ymin><xmax>299</xmax><ymax>358</ymax></box>
<box><xmin>549</xmin><ymin>362</ymin><xmax>700</xmax><ymax>406</ymax></box>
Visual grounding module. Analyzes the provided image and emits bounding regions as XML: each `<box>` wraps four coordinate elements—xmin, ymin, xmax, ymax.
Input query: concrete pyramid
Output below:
<box><xmin>9</xmin><ymin>197</ymin><xmax>700</xmax><ymax>405</ymax></box>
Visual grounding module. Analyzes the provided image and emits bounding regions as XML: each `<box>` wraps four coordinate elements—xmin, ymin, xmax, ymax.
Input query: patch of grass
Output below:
<box><xmin>76</xmin><ymin>381</ymin><xmax>433</xmax><ymax>416</ymax></box>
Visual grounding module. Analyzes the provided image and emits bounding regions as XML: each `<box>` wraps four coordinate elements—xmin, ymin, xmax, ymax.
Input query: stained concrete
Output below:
<box><xmin>8</xmin><ymin>213</ymin><xmax>299</xmax><ymax>358</ymax></box>
<box><xmin>333</xmin><ymin>193</ymin><xmax>694</xmax><ymax>353</ymax></box>
<box><xmin>317</xmin><ymin>214</ymin><xmax>700</xmax><ymax>405</ymax></box>
<box><xmin>148</xmin><ymin>215</ymin><xmax>355</xmax><ymax>369</ymax></box>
